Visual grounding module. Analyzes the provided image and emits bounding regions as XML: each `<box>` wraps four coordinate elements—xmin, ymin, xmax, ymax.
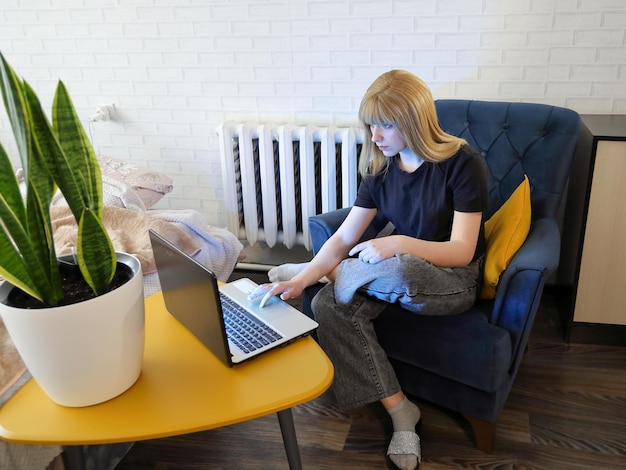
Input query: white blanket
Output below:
<box><xmin>143</xmin><ymin>208</ymin><xmax>244</xmax><ymax>296</ymax></box>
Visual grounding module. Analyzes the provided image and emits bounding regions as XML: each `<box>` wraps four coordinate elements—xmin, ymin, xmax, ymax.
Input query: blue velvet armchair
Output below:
<box><xmin>302</xmin><ymin>100</ymin><xmax>581</xmax><ymax>452</ymax></box>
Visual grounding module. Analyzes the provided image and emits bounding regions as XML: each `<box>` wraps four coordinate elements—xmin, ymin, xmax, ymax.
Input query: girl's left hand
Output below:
<box><xmin>348</xmin><ymin>236</ymin><xmax>402</xmax><ymax>264</ymax></box>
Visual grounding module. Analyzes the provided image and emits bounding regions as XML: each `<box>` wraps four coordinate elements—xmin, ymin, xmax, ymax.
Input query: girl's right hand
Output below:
<box><xmin>247</xmin><ymin>281</ymin><xmax>303</xmax><ymax>308</ymax></box>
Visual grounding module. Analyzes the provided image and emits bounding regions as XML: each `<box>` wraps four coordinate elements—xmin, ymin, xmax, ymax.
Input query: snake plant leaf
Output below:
<box><xmin>51</xmin><ymin>83</ymin><xmax>115</xmax><ymax>292</ymax></box>
<box><xmin>23</xmin><ymin>81</ymin><xmax>81</xmax><ymax>215</ymax></box>
<box><xmin>0</xmin><ymin>186</ymin><xmax>60</xmax><ymax>304</ymax></box>
<box><xmin>23</xmin><ymin>185</ymin><xmax>64</xmax><ymax>304</ymax></box>
<box><xmin>52</xmin><ymin>81</ymin><xmax>103</xmax><ymax>216</ymax></box>
<box><xmin>24</xmin><ymin>135</ymin><xmax>59</xmax><ymax>269</ymax></box>
<box><xmin>0</xmin><ymin>143</ymin><xmax>26</xmax><ymax>223</ymax></box>
<box><xmin>0</xmin><ymin>186</ymin><xmax>42</xmax><ymax>300</ymax></box>
<box><xmin>77</xmin><ymin>208</ymin><xmax>116</xmax><ymax>295</ymax></box>
<box><xmin>0</xmin><ymin>54</ymin><xmax>29</xmax><ymax>171</ymax></box>
<box><xmin>0</xmin><ymin>58</ymin><xmax>62</xmax><ymax>304</ymax></box>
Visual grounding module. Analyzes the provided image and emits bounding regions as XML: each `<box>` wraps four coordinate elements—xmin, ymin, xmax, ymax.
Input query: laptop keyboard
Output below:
<box><xmin>220</xmin><ymin>293</ymin><xmax>283</xmax><ymax>353</ymax></box>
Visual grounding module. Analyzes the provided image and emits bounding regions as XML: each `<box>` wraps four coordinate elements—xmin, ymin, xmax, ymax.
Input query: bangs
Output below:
<box><xmin>358</xmin><ymin>94</ymin><xmax>396</xmax><ymax>126</ymax></box>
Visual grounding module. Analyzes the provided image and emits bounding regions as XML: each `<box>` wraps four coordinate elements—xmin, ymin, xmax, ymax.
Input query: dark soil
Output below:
<box><xmin>4</xmin><ymin>262</ymin><xmax>133</xmax><ymax>309</ymax></box>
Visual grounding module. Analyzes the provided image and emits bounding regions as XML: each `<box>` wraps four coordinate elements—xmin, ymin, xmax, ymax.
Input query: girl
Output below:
<box><xmin>252</xmin><ymin>70</ymin><xmax>488</xmax><ymax>469</ymax></box>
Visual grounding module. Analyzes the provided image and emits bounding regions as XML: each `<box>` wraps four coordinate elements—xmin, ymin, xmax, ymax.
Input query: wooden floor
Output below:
<box><xmin>116</xmin><ymin>270</ymin><xmax>626</xmax><ymax>469</ymax></box>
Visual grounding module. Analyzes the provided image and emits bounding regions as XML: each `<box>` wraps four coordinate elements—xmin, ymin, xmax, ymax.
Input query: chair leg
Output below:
<box><xmin>462</xmin><ymin>414</ymin><xmax>495</xmax><ymax>453</ymax></box>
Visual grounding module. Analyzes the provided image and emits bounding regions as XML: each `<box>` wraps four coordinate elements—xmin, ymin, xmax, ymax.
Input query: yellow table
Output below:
<box><xmin>0</xmin><ymin>292</ymin><xmax>334</xmax><ymax>469</ymax></box>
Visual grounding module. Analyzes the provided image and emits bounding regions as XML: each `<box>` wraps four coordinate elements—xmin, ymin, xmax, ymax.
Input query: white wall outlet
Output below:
<box><xmin>90</xmin><ymin>103</ymin><xmax>116</xmax><ymax>122</ymax></box>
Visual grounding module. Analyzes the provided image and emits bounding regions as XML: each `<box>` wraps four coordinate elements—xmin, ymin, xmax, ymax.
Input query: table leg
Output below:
<box><xmin>276</xmin><ymin>408</ymin><xmax>302</xmax><ymax>470</ymax></box>
<box><xmin>62</xmin><ymin>445</ymin><xmax>86</xmax><ymax>470</ymax></box>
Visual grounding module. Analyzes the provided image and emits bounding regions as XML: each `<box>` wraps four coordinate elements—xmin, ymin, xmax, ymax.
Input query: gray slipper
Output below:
<box><xmin>387</xmin><ymin>430</ymin><xmax>421</xmax><ymax>462</ymax></box>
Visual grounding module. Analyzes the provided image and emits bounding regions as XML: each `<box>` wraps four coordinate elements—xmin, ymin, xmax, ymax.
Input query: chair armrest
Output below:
<box><xmin>501</xmin><ymin>217</ymin><xmax>561</xmax><ymax>281</ymax></box>
<box><xmin>308</xmin><ymin>208</ymin><xmax>350</xmax><ymax>254</ymax></box>
<box><xmin>490</xmin><ymin>217</ymin><xmax>561</xmax><ymax>370</ymax></box>
<box><xmin>492</xmin><ymin>217</ymin><xmax>560</xmax><ymax>323</ymax></box>
<box><xmin>308</xmin><ymin>208</ymin><xmax>389</xmax><ymax>255</ymax></box>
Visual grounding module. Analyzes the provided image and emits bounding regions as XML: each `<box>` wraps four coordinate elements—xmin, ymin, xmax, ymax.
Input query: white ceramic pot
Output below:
<box><xmin>0</xmin><ymin>253</ymin><xmax>144</xmax><ymax>407</ymax></box>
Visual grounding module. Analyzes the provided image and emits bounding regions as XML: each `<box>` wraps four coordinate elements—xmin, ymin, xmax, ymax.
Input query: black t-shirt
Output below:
<box><xmin>354</xmin><ymin>145</ymin><xmax>489</xmax><ymax>261</ymax></box>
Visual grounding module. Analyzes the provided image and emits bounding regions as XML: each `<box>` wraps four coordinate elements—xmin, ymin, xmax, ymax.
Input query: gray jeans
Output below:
<box><xmin>311</xmin><ymin>255</ymin><xmax>481</xmax><ymax>409</ymax></box>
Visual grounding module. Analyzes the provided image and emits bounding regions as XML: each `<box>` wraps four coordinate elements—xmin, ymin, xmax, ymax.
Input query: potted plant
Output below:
<box><xmin>0</xmin><ymin>53</ymin><xmax>144</xmax><ymax>407</ymax></box>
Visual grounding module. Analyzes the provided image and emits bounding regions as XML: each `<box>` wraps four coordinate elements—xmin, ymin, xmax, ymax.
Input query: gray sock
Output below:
<box><xmin>268</xmin><ymin>263</ymin><xmax>330</xmax><ymax>284</ymax></box>
<box><xmin>268</xmin><ymin>263</ymin><xmax>309</xmax><ymax>282</ymax></box>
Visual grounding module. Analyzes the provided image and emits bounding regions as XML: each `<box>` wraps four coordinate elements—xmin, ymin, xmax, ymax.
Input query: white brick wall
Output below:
<box><xmin>0</xmin><ymin>0</ymin><xmax>625</xmax><ymax>229</ymax></box>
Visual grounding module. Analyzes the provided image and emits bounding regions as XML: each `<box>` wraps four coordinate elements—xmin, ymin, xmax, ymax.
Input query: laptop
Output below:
<box><xmin>149</xmin><ymin>229</ymin><xmax>319</xmax><ymax>367</ymax></box>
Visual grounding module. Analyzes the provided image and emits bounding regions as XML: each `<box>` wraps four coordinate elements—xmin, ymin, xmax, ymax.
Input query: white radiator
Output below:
<box><xmin>217</xmin><ymin>122</ymin><xmax>364</xmax><ymax>250</ymax></box>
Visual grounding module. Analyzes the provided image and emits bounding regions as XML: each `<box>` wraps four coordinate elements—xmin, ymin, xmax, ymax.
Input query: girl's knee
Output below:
<box><xmin>311</xmin><ymin>283</ymin><xmax>336</xmax><ymax>321</ymax></box>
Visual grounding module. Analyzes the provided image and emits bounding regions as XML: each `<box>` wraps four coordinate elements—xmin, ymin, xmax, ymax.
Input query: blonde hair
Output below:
<box><xmin>358</xmin><ymin>70</ymin><xmax>466</xmax><ymax>176</ymax></box>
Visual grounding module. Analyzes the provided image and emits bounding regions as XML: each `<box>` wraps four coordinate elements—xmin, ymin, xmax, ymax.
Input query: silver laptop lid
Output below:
<box><xmin>149</xmin><ymin>229</ymin><xmax>234</xmax><ymax>367</ymax></box>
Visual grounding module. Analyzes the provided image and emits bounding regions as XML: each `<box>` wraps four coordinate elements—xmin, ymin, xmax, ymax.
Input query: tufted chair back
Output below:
<box><xmin>435</xmin><ymin>100</ymin><xmax>580</xmax><ymax>221</ymax></box>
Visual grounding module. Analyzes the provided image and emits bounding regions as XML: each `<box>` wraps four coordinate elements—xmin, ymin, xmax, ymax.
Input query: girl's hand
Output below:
<box><xmin>247</xmin><ymin>281</ymin><xmax>304</xmax><ymax>308</ymax></box>
<box><xmin>349</xmin><ymin>236</ymin><xmax>403</xmax><ymax>264</ymax></box>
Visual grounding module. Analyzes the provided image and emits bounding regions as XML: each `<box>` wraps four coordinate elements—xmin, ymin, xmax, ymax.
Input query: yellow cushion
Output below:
<box><xmin>480</xmin><ymin>175</ymin><xmax>531</xmax><ymax>299</ymax></box>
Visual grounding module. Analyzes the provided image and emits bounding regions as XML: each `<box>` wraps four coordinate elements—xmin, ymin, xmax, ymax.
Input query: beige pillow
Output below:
<box><xmin>97</xmin><ymin>155</ymin><xmax>173</xmax><ymax>209</ymax></box>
